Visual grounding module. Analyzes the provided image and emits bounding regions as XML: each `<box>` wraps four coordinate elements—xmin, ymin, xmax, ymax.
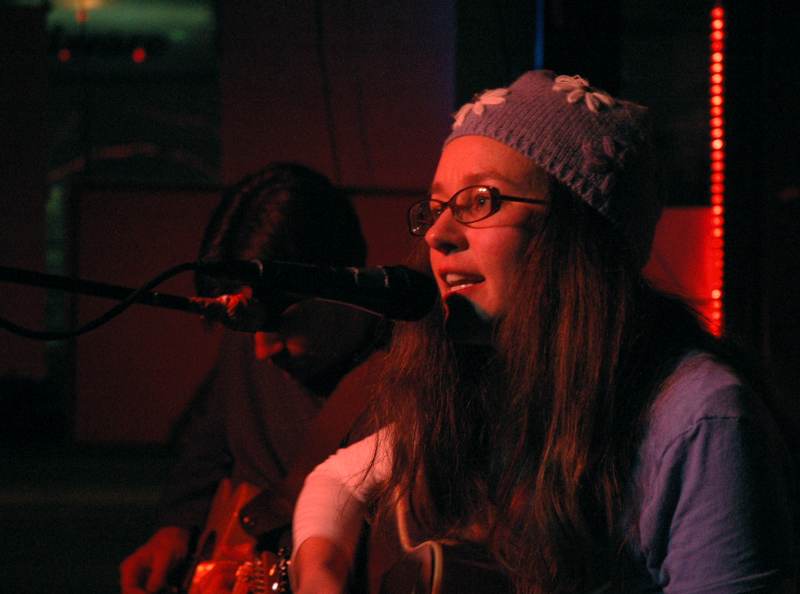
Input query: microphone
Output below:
<box><xmin>195</xmin><ymin>260</ymin><xmax>438</xmax><ymax>321</ymax></box>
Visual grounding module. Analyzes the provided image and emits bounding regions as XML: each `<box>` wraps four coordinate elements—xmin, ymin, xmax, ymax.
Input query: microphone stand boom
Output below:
<box><xmin>0</xmin><ymin>265</ymin><xmax>203</xmax><ymax>315</ymax></box>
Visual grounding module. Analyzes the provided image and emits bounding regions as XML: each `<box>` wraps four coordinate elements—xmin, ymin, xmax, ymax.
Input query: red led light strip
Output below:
<box><xmin>709</xmin><ymin>4</ymin><xmax>726</xmax><ymax>336</ymax></box>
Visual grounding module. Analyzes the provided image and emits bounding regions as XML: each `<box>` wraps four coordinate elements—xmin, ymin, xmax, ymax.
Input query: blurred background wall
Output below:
<box><xmin>0</xmin><ymin>0</ymin><xmax>797</xmax><ymax>591</ymax></box>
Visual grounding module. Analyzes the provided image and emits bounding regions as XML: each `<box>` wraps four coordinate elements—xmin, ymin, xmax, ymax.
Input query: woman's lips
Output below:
<box><xmin>440</xmin><ymin>272</ymin><xmax>485</xmax><ymax>296</ymax></box>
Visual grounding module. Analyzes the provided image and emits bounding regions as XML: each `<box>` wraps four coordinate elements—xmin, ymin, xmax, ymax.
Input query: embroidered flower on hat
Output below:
<box><xmin>452</xmin><ymin>87</ymin><xmax>509</xmax><ymax>128</ymax></box>
<box><xmin>582</xmin><ymin>136</ymin><xmax>623</xmax><ymax>174</ymax></box>
<box><xmin>552</xmin><ymin>74</ymin><xmax>615</xmax><ymax>114</ymax></box>
<box><xmin>581</xmin><ymin>130</ymin><xmax>638</xmax><ymax>197</ymax></box>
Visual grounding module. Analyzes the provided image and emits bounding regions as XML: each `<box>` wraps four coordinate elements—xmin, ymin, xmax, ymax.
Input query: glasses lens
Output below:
<box><xmin>453</xmin><ymin>186</ymin><xmax>493</xmax><ymax>223</ymax></box>
<box><xmin>408</xmin><ymin>201</ymin><xmax>437</xmax><ymax>236</ymax></box>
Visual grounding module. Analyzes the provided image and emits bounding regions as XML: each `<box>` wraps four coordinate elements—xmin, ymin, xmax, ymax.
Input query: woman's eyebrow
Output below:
<box><xmin>429</xmin><ymin>171</ymin><xmax>526</xmax><ymax>196</ymax></box>
<box><xmin>463</xmin><ymin>170</ymin><xmax>521</xmax><ymax>187</ymax></box>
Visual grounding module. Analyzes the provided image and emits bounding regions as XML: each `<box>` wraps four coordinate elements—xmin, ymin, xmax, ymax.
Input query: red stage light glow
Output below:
<box><xmin>707</xmin><ymin>6</ymin><xmax>726</xmax><ymax>335</ymax></box>
<box><xmin>132</xmin><ymin>47</ymin><xmax>147</xmax><ymax>64</ymax></box>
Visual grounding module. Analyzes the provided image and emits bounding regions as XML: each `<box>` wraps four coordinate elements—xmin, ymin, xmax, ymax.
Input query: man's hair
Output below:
<box><xmin>195</xmin><ymin>162</ymin><xmax>366</xmax><ymax>296</ymax></box>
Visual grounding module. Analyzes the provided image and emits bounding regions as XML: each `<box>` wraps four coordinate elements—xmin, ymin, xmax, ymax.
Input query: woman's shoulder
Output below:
<box><xmin>641</xmin><ymin>351</ymin><xmax>771</xmax><ymax>455</ymax></box>
<box><xmin>629</xmin><ymin>353</ymin><xmax>798</xmax><ymax>590</ymax></box>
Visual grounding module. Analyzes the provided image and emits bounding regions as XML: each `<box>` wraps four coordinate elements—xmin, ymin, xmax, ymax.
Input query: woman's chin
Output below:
<box><xmin>443</xmin><ymin>293</ymin><xmax>493</xmax><ymax>344</ymax></box>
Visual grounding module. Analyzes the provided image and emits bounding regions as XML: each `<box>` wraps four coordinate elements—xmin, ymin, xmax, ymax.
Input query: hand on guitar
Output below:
<box><xmin>186</xmin><ymin>542</ymin><xmax>256</xmax><ymax>594</ymax></box>
<box><xmin>291</xmin><ymin>536</ymin><xmax>351</xmax><ymax>594</ymax></box>
<box><xmin>186</xmin><ymin>558</ymin><xmax>240</xmax><ymax>594</ymax></box>
<box><xmin>120</xmin><ymin>526</ymin><xmax>191</xmax><ymax>594</ymax></box>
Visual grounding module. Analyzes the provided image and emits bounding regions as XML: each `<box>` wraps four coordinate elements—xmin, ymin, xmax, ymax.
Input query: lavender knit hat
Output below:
<box><xmin>445</xmin><ymin>70</ymin><xmax>660</xmax><ymax>268</ymax></box>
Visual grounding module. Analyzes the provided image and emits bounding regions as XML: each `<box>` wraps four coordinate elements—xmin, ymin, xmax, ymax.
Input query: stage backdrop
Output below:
<box><xmin>0</xmin><ymin>7</ymin><xmax>48</xmax><ymax>380</ymax></box>
<box><xmin>71</xmin><ymin>185</ymin><xmax>221</xmax><ymax>443</ymax></box>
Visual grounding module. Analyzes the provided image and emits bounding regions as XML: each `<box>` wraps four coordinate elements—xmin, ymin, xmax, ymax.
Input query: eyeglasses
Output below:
<box><xmin>407</xmin><ymin>185</ymin><xmax>547</xmax><ymax>236</ymax></box>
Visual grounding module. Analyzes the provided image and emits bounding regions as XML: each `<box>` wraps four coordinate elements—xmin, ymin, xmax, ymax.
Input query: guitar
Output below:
<box><xmin>379</xmin><ymin>542</ymin><xmax>617</xmax><ymax>594</ymax></box>
<box><xmin>378</xmin><ymin>539</ymin><xmax>510</xmax><ymax>594</ymax></box>
<box><xmin>180</xmin><ymin>478</ymin><xmax>508</xmax><ymax>594</ymax></box>
<box><xmin>230</xmin><ymin>547</ymin><xmax>291</xmax><ymax>594</ymax></box>
<box><xmin>180</xmin><ymin>479</ymin><xmax>291</xmax><ymax>594</ymax></box>
<box><xmin>375</xmin><ymin>496</ymin><xmax>510</xmax><ymax>594</ymax></box>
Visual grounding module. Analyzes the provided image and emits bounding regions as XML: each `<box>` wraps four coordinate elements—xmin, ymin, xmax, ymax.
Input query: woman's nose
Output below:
<box><xmin>424</xmin><ymin>208</ymin><xmax>466</xmax><ymax>255</ymax></box>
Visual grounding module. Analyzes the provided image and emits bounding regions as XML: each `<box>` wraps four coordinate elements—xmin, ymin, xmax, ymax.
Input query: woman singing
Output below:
<box><xmin>290</xmin><ymin>71</ymin><xmax>797</xmax><ymax>594</ymax></box>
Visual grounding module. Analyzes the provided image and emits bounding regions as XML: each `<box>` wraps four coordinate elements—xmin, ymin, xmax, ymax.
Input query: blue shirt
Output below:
<box><xmin>625</xmin><ymin>353</ymin><xmax>796</xmax><ymax>592</ymax></box>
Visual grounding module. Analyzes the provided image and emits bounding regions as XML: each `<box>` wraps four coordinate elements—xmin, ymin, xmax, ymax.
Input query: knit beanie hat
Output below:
<box><xmin>445</xmin><ymin>70</ymin><xmax>660</xmax><ymax>268</ymax></box>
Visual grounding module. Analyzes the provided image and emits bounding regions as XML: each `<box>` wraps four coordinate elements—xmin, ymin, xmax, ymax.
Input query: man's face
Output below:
<box><xmin>253</xmin><ymin>299</ymin><xmax>371</xmax><ymax>378</ymax></box>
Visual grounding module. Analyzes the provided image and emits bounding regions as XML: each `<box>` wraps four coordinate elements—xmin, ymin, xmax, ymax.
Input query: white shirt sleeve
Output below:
<box><xmin>292</xmin><ymin>428</ymin><xmax>392</xmax><ymax>561</ymax></box>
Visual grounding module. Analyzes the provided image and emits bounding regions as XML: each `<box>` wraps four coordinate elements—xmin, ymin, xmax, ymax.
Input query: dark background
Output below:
<box><xmin>0</xmin><ymin>0</ymin><xmax>797</xmax><ymax>591</ymax></box>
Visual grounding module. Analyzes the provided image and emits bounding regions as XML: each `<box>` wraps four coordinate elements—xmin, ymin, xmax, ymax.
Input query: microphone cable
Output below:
<box><xmin>0</xmin><ymin>262</ymin><xmax>198</xmax><ymax>341</ymax></box>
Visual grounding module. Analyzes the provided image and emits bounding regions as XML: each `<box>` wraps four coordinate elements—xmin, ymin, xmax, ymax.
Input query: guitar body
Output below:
<box><xmin>379</xmin><ymin>540</ymin><xmax>511</xmax><ymax>594</ymax></box>
<box><xmin>181</xmin><ymin>478</ymin><xmax>291</xmax><ymax>594</ymax></box>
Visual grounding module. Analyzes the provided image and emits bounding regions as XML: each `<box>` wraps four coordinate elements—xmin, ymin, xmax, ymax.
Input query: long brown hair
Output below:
<box><xmin>373</xmin><ymin>183</ymin><xmax>715</xmax><ymax>592</ymax></box>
